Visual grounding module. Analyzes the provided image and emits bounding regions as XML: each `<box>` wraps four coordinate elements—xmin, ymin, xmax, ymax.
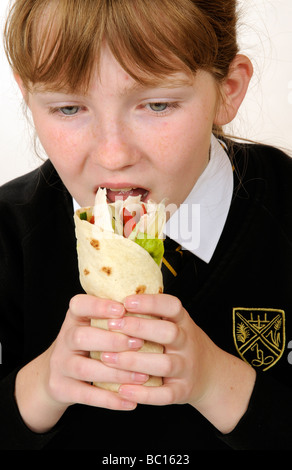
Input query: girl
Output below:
<box><xmin>0</xmin><ymin>0</ymin><xmax>291</xmax><ymax>451</ymax></box>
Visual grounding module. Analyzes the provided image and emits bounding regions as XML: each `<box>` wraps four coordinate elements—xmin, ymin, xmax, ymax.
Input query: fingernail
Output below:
<box><xmin>101</xmin><ymin>352</ymin><xmax>118</xmax><ymax>364</ymax></box>
<box><xmin>119</xmin><ymin>386</ymin><xmax>134</xmax><ymax>398</ymax></box>
<box><xmin>124</xmin><ymin>297</ymin><xmax>140</xmax><ymax>311</ymax></box>
<box><xmin>109</xmin><ymin>303</ymin><xmax>125</xmax><ymax>316</ymax></box>
<box><xmin>122</xmin><ymin>400</ymin><xmax>136</xmax><ymax>410</ymax></box>
<box><xmin>132</xmin><ymin>372</ymin><xmax>148</xmax><ymax>383</ymax></box>
<box><xmin>128</xmin><ymin>337</ymin><xmax>144</xmax><ymax>349</ymax></box>
<box><xmin>108</xmin><ymin>318</ymin><xmax>125</xmax><ymax>330</ymax></box>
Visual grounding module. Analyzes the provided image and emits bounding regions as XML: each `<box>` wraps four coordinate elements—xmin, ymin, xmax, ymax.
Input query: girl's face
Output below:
<box><xmin>25</xmin><ymin>45</ymin><xmax>221</xmax><ymax>210</ymax></box>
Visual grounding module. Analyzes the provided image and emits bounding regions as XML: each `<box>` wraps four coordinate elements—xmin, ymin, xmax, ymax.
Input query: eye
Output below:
<box><xmin>148</xmin><ymin>103</ymin><xmax>168</xmax><ymax>112</ymax></box>
<box><xmin>59</xmin><ymin>106</ymin><xmax>80</xmax><ymax>116</ymax></box>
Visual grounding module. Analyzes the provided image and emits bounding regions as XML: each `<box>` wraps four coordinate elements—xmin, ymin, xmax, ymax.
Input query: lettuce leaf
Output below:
<box><xmin>134</xmin><ymin>234</ymin><xmax>164</xmax><ymax>266</ymax></box>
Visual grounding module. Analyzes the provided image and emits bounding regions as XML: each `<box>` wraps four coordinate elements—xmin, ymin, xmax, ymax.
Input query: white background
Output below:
<box><xmin>0</xmin><ymin>0</ymin><xmax>292</xmax><ymax>185</ymax></box>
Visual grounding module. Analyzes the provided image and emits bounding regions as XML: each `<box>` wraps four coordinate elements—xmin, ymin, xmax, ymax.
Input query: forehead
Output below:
<box><xmin>97</xmin><ymin>44</ymin><xmax>194</xmax><ymax>87</ymax></box>
<box><xmin>32</xmin><ymin>43</ymin><xmax>195</xmax><ymax>95</ymax></box>
<box><xmin>16</xmin><ymin>0</ymin><xmax>208</xmax><ymax>94</ymax></box>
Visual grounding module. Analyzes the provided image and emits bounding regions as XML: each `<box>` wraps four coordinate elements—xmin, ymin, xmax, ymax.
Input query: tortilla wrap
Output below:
<box><xmin>74</xmin><ymin>191</ymin><xmax>165</xmax><ymax>391</ymax></box>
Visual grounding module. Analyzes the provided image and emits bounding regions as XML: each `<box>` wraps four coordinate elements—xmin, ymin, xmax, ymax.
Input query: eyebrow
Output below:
<box><xmin>119</xmin><ymin>76</ymin><xmax>194</xmax><ymax>94</ymax></box>
<box><xmin>107</xmin><ymin>80</ymin><xmax>194</xmax><ymax>101</ymax></box>
<box><xmin>32</xmin><ymin>74</ymin><xmax>194</xmax><ymax>98</ymax></box>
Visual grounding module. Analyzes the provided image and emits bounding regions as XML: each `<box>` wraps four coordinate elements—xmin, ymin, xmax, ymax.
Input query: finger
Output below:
<box><xmin>124</xmin><ymin>294</ymin><xmax>185</xmax><ymax>323</ymax></box>
<box><xmin>118</xmin><ymin>382</ymin><xmax>180</xmax><ymax>406</ymax></box>
<box><xmin>65</xmin><ymin>324</ymin><xmax>144</xmax><ymax>352</ymax></box>
<box><xmin>108</xmin><ymin>315</ymin><xmax>181</xmax><ymax>347</ymax></box>
<box><xmin>100</xmin><ymin>350</ymin><xmax>183</xmax><ymax>379</ymax></box>
<box><xmin>69</xmin><ymin>294</ymin><xmax>125</xmax><ymax>322</ymax></box>
<box><xmin>55</xmin><ymin>376</ymin><xmax>137</xmax><ymax>411</ymax></box>
<box><xmin>64</xmin><ymin>354</ymin><xmax>149</xmax><ymax>385</ymax></box>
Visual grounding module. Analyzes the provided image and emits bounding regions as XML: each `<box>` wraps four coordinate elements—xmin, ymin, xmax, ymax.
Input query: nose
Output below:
<box><xmin>90</xmin><ymin>118</ymin><xmax>138</xmax><ymax>171</ymax></box>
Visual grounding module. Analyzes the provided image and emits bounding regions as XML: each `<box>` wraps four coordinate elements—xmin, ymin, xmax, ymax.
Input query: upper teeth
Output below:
<box><xmin>109</xmin><ymin>187</ymin><xmax>135</xmax><ymax>192</ymax></box>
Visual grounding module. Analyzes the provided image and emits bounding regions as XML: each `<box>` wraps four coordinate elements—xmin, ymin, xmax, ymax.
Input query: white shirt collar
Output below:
<box><xmin>163</xmin><ymin>134</ymin><xmax>233</xmax><ymax>263</ymax></box>
<box><xmin>72</xmin><ymin>135</ymin><xmax>233</xmax><ymax>265</ymax></box>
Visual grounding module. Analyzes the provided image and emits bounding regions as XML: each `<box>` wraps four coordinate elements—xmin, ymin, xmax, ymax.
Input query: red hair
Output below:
<box><xmin>4</xmin><ymin>0</ymin><xmax>239</xmax><ymax>92</ymax></box>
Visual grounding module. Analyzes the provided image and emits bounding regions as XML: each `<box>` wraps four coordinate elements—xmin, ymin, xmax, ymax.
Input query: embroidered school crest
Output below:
<box><xmin>233</xmin><ymin>308</ymin><xmax>285</xmax><ymax>371</ymax></box>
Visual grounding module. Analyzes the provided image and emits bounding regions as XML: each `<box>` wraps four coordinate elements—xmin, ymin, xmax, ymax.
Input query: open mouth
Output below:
<box><xmin>104</xmin><ymin>187</ymin><xmax>149</xmax><ymax>203</ymax></box>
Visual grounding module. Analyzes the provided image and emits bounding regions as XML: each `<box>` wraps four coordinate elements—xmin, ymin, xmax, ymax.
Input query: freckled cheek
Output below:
<box><xmin>141</xmin><ymin>122</ymin><xmax>176</xmax><ymax>158</ymax></box>
<box><xmin>35</xmin><ymin>124</ymin><xmax>84</xmax><ymax>165</ymax></box>
<box><xmin>143</xmin><ymin>121</ymin><xmax>195</xmax><ymax>168</ymax></box>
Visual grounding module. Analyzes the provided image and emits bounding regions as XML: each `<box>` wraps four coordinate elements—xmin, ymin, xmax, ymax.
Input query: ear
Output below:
<box><xmin>214</xmin><ymin>55</ymin><xmax>253</xmax><ymax>126</ymax></box>
<box><xmin>13</xmin><ymin>72</ymin><xmax>30</xmax><ymax>104</ymax></box>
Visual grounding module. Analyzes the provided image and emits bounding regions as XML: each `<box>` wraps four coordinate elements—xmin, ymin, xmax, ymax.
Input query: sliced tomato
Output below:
<box><xmin>123</xmin><ymin>208</ymin><xmax>133</xmax><ymax>225</ymax></box>
<box><xmin>123</xmin><ymin>208</ymin><xmax>136</xmax><ymax>237</ymax></box>
<box><xmin>123</xmin><ymin>204</ymin><xmax>147</xmax><ymax>237</ymax></box>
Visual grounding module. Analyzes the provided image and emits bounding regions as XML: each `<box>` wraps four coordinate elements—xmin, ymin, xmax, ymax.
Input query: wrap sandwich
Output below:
<box><xmin>74</xmin><ymin>188</ymin><xmax>166</xmax><ymax>391</ymax></box>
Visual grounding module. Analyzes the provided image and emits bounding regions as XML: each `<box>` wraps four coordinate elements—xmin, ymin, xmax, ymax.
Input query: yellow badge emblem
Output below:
<box><xmin>233</xmin><ymin>308</ymin><xmax>285</xmax><ymax>371</ymax></box>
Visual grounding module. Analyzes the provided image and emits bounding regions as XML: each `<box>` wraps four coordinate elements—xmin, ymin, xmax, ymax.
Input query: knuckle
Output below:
<box><xmin>111</xmin><ymin>332</ymin><xmax>126</xmax><ymax>351</ymax></box>
<box><xmin>114</xmin><ymin>369</ymin><xmax>130</xmax><ymax>383</ymax></box>
<box><xmin>122</xmin><ymin>351</ymin><xmax>136</xmax><ymax>370</ymax></box>
<box><xmin>183</xmin><ymin>382</ymin><xmax>193</xmax><ymax>401</ymax></box>
<box><xmin>47</xmin><ymin>373</ymin><xmax>63</xmax><ymax>402</ymax></box>
<box><xmin>131</xmin><ymin>315</ymin><xmax>144</xmax><ymax>334</ymax></box>
<box><xmin>174</xmin><ymin>355</ymin><xmax>186</xmax><ymax>379</ymax></box>
<box><xmin>124</xmin><ymin>315</ymin><xmax>144</xmax><ymax>337</ymax></box>
<box><xmin>78</xmin><ymin>383</ymin><xmax>94</xmax><ymax>406</ymax></box>
<box><xmin>70</xmin><ymin>326</ymin><xmax>84</xmax><ymax>349</ymax></box>
<box><xmin>47</xmin><ymin>355</ymin><xmax>67</xmax><ymax>402</ymax></box>
<box><xmin>69</xmin><ymin>294</ymin><xmax>83</xmax><ymax>315</ymax></box>
<box><xmin>161</xmin><ymin>355</ymin><xmax>173</xmax><ymax>377</ymax></box>
<box><xmin>101</xmin><ymin>393</ymin><xmax>122</xmax><ymax>411</ymax></box>
<box><xmin>164</xmin><ymin>386</ymin><xmax>176</xmax><ymax>405</ymax></box>
<box><xmin>73</xmin><ymin>356</ymin><xmax>87</xmax><ymax>379</ymax></box>
<box><xmin>171</xmin><ymin>296</ymin><xmax>183</xmax><ymax>316</ymax></box>
<box><xmin>166</xmin><ymin>322</ymin><xmax>180</xmax><ymax>344</ymax></box>
<box><xmin>48</xmin><ymin>348</ymin><xmax>60</xmax><ymax>375</ymax></box>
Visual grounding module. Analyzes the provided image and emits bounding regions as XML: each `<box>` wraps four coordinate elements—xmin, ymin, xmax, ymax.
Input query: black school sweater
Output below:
<box><xmin>0</xmin><ymin>141</ymin><xmax>291</xmax><ymax>451</ymax></box>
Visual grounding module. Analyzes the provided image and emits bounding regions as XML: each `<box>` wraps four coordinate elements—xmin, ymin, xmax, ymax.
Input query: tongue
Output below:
<box><xmin>106</xmin><ymin>188</ymin><xmax>148</xmax><ymax>202</ymax></box>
